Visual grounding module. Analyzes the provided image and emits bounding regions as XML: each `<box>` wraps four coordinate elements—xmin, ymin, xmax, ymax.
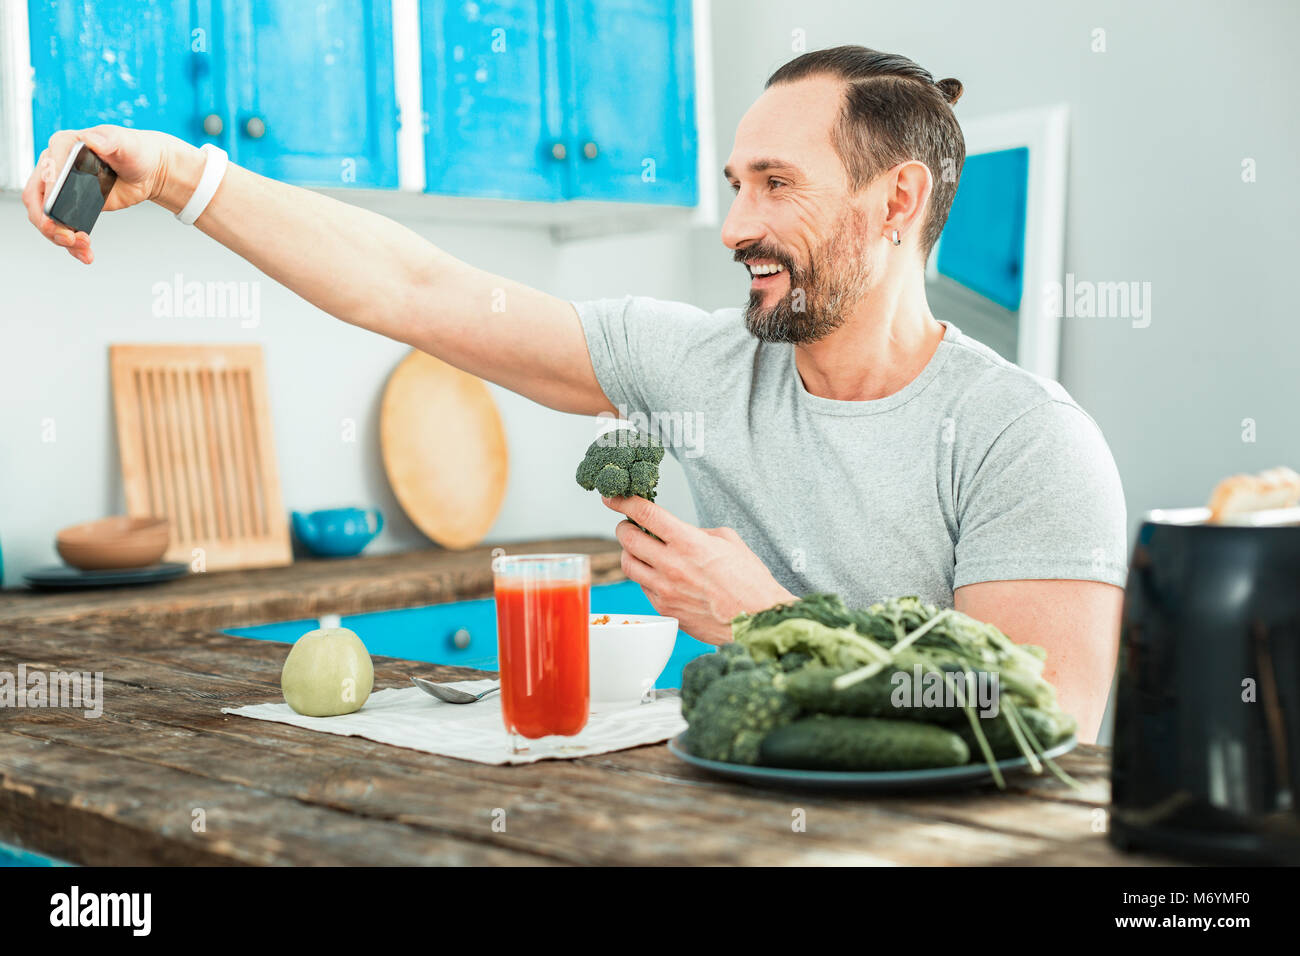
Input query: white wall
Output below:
<box><xmin>4</xmin><ymin>0</ymin><xmax>1299</xmax><ymax>586</ymax></box>
<box><xmin>0</xmin><ymin>195</ymin><xmax>700</xmax><ymax>580</ymax></box>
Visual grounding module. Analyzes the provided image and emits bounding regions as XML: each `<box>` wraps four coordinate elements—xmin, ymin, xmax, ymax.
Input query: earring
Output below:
<box><xmin>891</xmin><ymin>229</ymin><xmax>901</xmax><ymax>246</ymax></box>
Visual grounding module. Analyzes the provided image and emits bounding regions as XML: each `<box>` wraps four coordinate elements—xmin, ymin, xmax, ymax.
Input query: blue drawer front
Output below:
<box><xmin>420</xmin><ymin>0</ymin><xmax>698</xmax><ymax>205</ymax></box>
<box><xmin>421</xmin><ymin>0</ymin><xmax>567</xmax><ymax>201</ymax></box>
<box><xmin>226</xmin><ymin>579</ymin><xmax>714</xmax><ymax>688</ymax></box>
<box><xmin>28</xmin><ymin>0</ymin><xmax>205</xmax><ymax>149</ymax></box>
<box><xmin>28</xmin><ymin>0</ymin><xmax>398</xmax><ymax>188</ymax></box>
<box><xmin>0</xmin><ymin>840</ymin><xmax>69</xmax><ymax>867</ymax></box>
<box><xmin>560</xmin><ymin>0</ymin><xmax>698</xmax><ymax>205</ymax></box>
<box><xmin>227</xmin><ymin>0</ymin><xmax>399</xmax><ymax>188</ymax></box>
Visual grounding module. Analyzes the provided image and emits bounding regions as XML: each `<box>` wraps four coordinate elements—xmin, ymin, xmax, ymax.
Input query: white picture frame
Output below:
<box><xmin>928</xmin><ymin>103</ymin><xmax>1069</xmax><ymax>380</ymax></box>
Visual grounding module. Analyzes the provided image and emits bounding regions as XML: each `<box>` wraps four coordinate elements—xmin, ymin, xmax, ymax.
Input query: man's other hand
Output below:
<box><xmin>602</xmin><ymin>495</ymin><xmax>796</xmax><ymax>644</ymax></box>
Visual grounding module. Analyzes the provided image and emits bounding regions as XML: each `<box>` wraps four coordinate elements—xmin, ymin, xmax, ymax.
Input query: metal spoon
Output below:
<box><xmin>409</xmin><ymin>675</ymin><xmax>500</xmax><ymax>704</ymax></box>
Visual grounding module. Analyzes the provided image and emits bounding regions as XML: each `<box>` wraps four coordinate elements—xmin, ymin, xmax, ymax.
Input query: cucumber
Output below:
<box><xmin>780</xmin><ymin>665</ymin><xmax>970</xmax><ymax>724</ymax></box>
<box><xmin>758</xmin><ymin>715</ymin><xmax>970</xmax><ymax>771</ymax></box>
<box><xmin>958</xmin><ymin>707</ymin><xmax>1077</xmax><ymax>759</ymax></box>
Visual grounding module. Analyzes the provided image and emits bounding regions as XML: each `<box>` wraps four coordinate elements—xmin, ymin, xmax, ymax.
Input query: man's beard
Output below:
<box><xmin>739</xmin><ymin>209</ymin><xmax>873</xmax><ymax>345</ymax></box>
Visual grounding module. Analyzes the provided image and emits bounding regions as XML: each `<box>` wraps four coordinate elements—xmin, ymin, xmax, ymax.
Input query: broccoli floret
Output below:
<box><xmin>628</xmin><ymin>460</ymin><xmax>657</xmax><ymax>497</ymax></box>
<box><xmin>575</xmin><ymin>455</ymin><xmax>602</xmax><ymax>489</ymax></box>
<box><xmin>594</xmin><ymin>463</ymin><xmax>630</xmax><ymax>497</ymax></box>
<box><xmin>718</xmin><ymin>642</ymin><xmax>754</xmax><ymax>664</ymax></box>
<box><xmin>574</xmin><ymin>427</ymin><xmax>663</xmax><ymax>502</ymax></box>
<box><xmin>681</xmin><ymin>644</ymin><xmax>761</xmax><ymax>720</ymax></box>
<box><xmin>682</xmin><ymin>666</ymin><xmax>800</xmax><ymax>765</ymax></box>
<box><xmin>716</xmin><ymin>643</ymin><xmax>759</xmax><ymax>675</ymax></box>
<box><xmin>680</xmin><ymin>653</ymin><xmax>729</xmax><ymax>721</ymax></box>
<box><xmin>606</xmin><ymin>444</ymin><xmax>637</xmax><ymax>469</ymax></box>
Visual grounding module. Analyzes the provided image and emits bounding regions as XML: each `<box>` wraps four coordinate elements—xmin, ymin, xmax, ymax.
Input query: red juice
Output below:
<box><xmin>494</xmin><ymin>578</ymin><xmax>590</xmax><ymax>738</ymax></box>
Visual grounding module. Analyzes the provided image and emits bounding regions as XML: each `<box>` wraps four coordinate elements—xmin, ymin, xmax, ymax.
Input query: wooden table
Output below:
<box><xmin>0</xmin><ymin>539</ymin><xmax>1174</xmax><ymax>866</ymax></box>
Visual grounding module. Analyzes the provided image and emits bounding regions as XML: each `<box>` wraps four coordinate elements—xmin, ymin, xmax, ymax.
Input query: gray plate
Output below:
<box><xmin>667</xmin><ymin>732</ymin><xmax>1079</xmax><ymax>792</ymax></box>
<box><xmin>24</xmin><ymin>562</ymin><xmax>189</xmax><ymax>590</ymax></box>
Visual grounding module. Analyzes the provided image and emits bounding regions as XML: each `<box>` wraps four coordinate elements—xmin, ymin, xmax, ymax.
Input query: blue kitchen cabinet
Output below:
<box><xmin>559</xmin><ymin>0</ymin><xmax>697</xmax><ymax>205</ymax></box>
<box><xmin>224</xmin><ymin>0</ymin><xmax>398</xmax><ymax>187</ymax></box>
<box><xmin>30</xmin><ymin>0</ymin><xmax>695</xmax><ymax>203</ymax></box>
<box><xmin>27</xmin><ymin>0</ymin><xmax>216</xmax><ymax>149</ymax></box>
<box><xmin>421</xmin><ymin>0</ymin><xmax>567</xmax><ymax>201</ymax></box>
<box><xmin>28</xmin><ymin>0</ymin><xmax>398</xmax><ymax>188</ymax></box>
<box><xmin>421</xmin><ymin>0</ymin><xmax>697</xmax><ymax>205</ymax></box>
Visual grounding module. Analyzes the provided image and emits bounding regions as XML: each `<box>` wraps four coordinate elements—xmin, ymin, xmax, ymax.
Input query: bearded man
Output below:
<box><xmin>23</xmin><ymin>46</ymin><xmax>1126</xmax><ymax>740</ymax></box>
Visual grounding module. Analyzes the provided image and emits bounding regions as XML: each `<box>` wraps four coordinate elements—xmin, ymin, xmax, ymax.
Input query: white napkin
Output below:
<box><xmin>222</xmin><ymin>679</ymin><xmax>686</xmax><ymax>766</ymax></box>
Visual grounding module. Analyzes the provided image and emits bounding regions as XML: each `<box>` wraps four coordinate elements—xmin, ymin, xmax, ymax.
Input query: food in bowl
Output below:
<box><xmin>587</xmin><ymin>613</ymin><xmax>678</xmax><ymax>704</ymax></box>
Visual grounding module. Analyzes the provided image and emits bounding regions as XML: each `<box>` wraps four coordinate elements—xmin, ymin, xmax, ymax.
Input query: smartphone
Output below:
<box><xmin>42</xmin><ymin>141</ymin><xmax>117</xmax><ymax>234</ymax></box>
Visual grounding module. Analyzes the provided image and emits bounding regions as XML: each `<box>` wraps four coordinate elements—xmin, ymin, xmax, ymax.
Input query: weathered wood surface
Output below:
<box><xmin>0</xmin><ymin>537</ymin><xmax>623</xmax><ymax>630</ymax></box>
<box><xmin>0</xmin><ymin>541</ymin><xmax>1179</xmax><ymax>866</ymax></box>
<box><xmin>0</xmin><ymin>625</ymin><xmax>1178</xmax><ymax>866</ymax></box>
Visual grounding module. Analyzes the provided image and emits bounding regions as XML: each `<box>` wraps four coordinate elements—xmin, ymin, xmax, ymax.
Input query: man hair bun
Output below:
<box><xmin>935</xmin><ymin>77</ymin><xmax>964</xmax><ymax>105</ymax></box>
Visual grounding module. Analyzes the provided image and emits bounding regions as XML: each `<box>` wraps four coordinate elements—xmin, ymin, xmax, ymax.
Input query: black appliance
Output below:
<box><xmin>1110</xmin><ymin>509</ymin><xmax>1300</xmax><ymax>864</ymax></box>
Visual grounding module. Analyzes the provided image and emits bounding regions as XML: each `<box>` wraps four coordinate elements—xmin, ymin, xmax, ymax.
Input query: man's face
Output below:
<box><xmin>722</xmin><ymin>77</ymin><xmax>876</xmax><ymax>344</ymax></box>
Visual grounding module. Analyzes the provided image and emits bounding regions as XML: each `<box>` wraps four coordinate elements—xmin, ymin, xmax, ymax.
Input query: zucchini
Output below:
<box><xmin>780</xmin><ymin>665</ymin><xmax>970</xmax><ymax>724</ymax></box>
<box><xmin>759</xmin><ymin>715</ymin><xmax>970</xmax><ymax>771</ymax></box>
<box><xmin>958</xmin><ymin>707</ymin><xmax>1076</xmax><ymax>759</ymax></box>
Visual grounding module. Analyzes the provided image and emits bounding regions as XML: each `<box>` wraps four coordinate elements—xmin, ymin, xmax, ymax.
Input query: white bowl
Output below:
<box><xmin>588</xmin><ymin>613</ymin><xmax>678</xmax><ymax>704</ymax></box>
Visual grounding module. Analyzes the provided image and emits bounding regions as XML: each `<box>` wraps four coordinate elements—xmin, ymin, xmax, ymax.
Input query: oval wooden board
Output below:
<box><xmin>380</xmin><ymin>350</ymin><xmax>508</xmax><ymax>549</ymax></box>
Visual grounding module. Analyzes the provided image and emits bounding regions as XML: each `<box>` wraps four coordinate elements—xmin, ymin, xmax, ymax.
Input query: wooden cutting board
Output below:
<box><xmin>380</xmin><ymin>350</ymin><xmax>508</xmax><ymax>550</ymax></box>
<box><xmin>110</xmin><ymin>344</ymin><xmax>292</xmax><ymax>571</ymax></box>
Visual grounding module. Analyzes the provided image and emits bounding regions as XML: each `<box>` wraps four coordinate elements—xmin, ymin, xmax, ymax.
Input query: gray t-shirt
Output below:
<box><xmin>575</xmin><ymin>295</ymin><xmax>1128</xmax><ymax>609</ymax></box>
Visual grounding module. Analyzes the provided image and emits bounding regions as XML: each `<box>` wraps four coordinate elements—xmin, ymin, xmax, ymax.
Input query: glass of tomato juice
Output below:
<box><xmin>492</xmin><ymin>553</ymin><xmax>590</xmax><ymax>752</ymax></box>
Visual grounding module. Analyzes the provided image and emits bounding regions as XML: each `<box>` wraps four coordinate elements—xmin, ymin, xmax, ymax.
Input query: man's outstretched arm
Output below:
<box><xmin>22</xmin><ymin>125</ymin><xmax>613</xmax><ymax>417</ymax></box>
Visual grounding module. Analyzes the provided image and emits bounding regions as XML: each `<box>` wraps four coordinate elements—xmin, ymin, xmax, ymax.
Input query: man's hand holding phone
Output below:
<box><xmin>22</xmin><ymin>126</ymin><xmax>196</xmax><ymax>264</ymax></box>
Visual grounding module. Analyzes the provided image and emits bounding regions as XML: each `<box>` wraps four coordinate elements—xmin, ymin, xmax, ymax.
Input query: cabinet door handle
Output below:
<box><xmin>452</xmin><ymin>628</ymin><xmax>471</xmax><ymax>650</ymax></box>
<box><xmin>582</xmin><ymin>141</ymin><xmax>598</xmax><ymax>160</ymax></box>
<box><xmin>245</xmin><ymin>116</ymin><xmax>267</xmax><ymax>139</ymax></box>
<box><xmin>550</xmin><ymin>142</ymin><xmax>567</xmax><ymax>161</ymax></box>
<box><xmin>202</xmin><ymin>114</ymin><xmax>224</xmax><ymax>136</ymax></box>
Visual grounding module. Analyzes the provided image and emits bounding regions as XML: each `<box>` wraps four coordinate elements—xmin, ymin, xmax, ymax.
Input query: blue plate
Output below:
<box><xmin>667</xmin><ymin>733</ymin><xmax>1079</xmax><ymax>792</ymax></box>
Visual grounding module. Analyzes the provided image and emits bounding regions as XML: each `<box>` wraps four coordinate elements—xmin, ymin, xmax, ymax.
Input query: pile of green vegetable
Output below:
<box><xmin>681</xmin><ymin>594</ymin><xmax>1078</xmax><ymax>788</ymax></box>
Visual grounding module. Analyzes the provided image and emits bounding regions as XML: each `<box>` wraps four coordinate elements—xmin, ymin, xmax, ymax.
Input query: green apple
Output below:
<box><xmin>280</xmin><ymin>626</ymin><xmax>374</xmax><ymax>717</ymax></box>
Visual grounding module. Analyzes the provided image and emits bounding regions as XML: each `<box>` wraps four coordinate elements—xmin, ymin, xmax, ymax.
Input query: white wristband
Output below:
<box><xmin>175</xmin><ymin>143</ymin><xmax>229</xmax><ymax>226</ymax></box>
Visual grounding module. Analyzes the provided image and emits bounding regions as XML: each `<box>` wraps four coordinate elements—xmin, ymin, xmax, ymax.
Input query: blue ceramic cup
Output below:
<box><xmin>290</xmin><ymin>508</ymin><xmax>384</xmax><ymax>558</ymax></box>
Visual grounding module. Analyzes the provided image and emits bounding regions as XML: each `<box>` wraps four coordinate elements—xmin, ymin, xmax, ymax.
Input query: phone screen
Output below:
<box><xmin>45</xmin><ymin>144</ymin><xmax>117</xmax><ymax>235</ymax></box>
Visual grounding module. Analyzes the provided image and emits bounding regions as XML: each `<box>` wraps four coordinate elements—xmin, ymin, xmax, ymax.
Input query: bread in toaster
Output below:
<box><xmin>1207</xmin><ymin>466</ymin><xmax>1300</xmax><ymax>523</ymax></box>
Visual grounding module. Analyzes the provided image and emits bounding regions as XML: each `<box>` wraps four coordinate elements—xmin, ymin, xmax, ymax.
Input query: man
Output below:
<box><xmin>23</xmin><ymin>46</ymin><xmax>1126</xmax><ymax>741</ymax></box>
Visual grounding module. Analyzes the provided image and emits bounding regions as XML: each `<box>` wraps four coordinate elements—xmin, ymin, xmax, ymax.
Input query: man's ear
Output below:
<box><xmin>882</xmin><ymin>159</ymin><xmax>934</xmax><ymax>247</ymax></box>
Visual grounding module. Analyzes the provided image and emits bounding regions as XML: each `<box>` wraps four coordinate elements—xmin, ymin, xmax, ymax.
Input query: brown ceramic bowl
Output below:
<box><xmin>56</xmin><ymin>516</ymin><xmax>171</xmax><ymax>571</ymax></box>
